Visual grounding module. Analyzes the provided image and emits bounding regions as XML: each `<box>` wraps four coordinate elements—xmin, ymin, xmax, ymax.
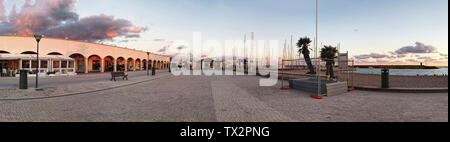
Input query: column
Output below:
<box><xmin>19</xmin><ymin>59</ymin><xmax>22</xmax><ymax>70</ymax></box>
<box><xmin>49</xmin><ymin>59</ymin><xmax>53</xmax><ymax>72</ymax></box>
<box><xmin>84</xmin><ymin>58</ymin><xmax>89</xmax><ymax>73</ymax></box>
<box><xmin>145</xmin><ymin>61</ymin><xmax>149</xmax><ymax>71</ymax></box>
<box><xmin>124</xmin><ymin>60</ymin><xmax>128</xmax><ymax>72</ymax></box>
<box><xmin>133</xmin><ymin>60</ymin><xmax>136</xmax><ymax>71</ymax></box>
<box><xmin>72</xmin><ymin>60</ymin><xmax>76</xmax><ymax>73</ymax></box>
<box><xmin>101</xmin><ymin>58</ymin><xmax>105</xmax><ymax>73</ymax></box>
<box><xmin>59</xmin><ymin>60</ymin><xmax>62</xmax><ymax>73</ymax></box>
<box><xmin>47</xmin><ymin>60</ymin><xmax>51</xmax><ymax>72</ymax></box>
<box><xmin>113</xmin><ymin>59</ymin><xmax>117</xmax><ymax>72</ymax></box>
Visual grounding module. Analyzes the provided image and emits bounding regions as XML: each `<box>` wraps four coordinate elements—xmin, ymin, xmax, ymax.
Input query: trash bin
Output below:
<box><xmin>381</xmin><ymin>68</ymin><xmax>389</xmax><ymax>88</ymax></box>
<box><xmin>152</xmin><ymin>67</ymin><xmax>156</xmax><ymax>76</ymax></box>
<box><xmin>19</xmin><ymin>70</ymin><xmax>28</xmax><ymax>89</ymax></box>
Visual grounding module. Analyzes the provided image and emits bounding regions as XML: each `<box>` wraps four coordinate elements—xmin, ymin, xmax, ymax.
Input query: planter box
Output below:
<box><xmin>289</xmin><ymin>78</ymin><xmax>348</xmax><ymax>96</ymax></box>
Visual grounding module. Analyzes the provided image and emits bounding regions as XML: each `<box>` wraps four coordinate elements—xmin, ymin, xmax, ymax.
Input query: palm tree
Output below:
<box><xmin>321</xmin><ymin>45</ymin><xmax>338</xmax><ymax>79</ymax></box>
<box><xmin>297</xmin><ymin>37</ymin><xmax>316</xmax><ymax>74</ymax></box>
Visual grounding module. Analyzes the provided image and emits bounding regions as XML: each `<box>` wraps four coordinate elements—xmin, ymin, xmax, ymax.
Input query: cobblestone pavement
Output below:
<box><xmin>0</xmin><ymin>74</ymin><xmax>447</xmax><ymax>122</ymax></box>
<box><xmin>0</xmin><ymin>70</ymin><xmax>169</xmax><ymax>89</ymax></box>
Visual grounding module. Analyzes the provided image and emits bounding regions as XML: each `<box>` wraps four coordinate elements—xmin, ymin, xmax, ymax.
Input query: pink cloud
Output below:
<box><xmin>0</xmin><ymin>0</ymin><xmax>146</xmax><ymax>42</ymax></box>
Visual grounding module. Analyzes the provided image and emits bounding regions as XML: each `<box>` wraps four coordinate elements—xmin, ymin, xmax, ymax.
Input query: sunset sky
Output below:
<box><xmin>0</xmin><ymin>0</ymin><xmax>448</xmax><ymax>66</ymax></box>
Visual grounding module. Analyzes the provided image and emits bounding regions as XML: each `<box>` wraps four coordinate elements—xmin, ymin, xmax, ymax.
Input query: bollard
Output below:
<box><xmin>152</xmin><ymin>67</ymin><xmax>156</xmax><ymax>76</ymax></box>
<box><xmin>19</xmin><ymin>70</ymin><xmax>28</xmax><ymax>89</ymax></box>
<box><xmin>381</xmin><ymin>68</ymin><xmax>389</xmax><ymax>88</ymax></box>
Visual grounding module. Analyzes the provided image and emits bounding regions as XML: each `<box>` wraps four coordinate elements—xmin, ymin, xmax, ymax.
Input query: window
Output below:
<box><xmin>22</xmin><ymin>60</ymin><xmax>30</xmax><ymax>68</ymax></box>
<box><xmin>69</xmin><ymin>61</ymin><xmax>74</xmax><ymax>68</ymax></box>
<box><xmin>31</xmin><ymin>60</ymin><xmax>38</xmax><ymax>68</ymax></box>
<box><xmin>41</xmin><ymin>61</ymin><xmax>48</xmax><ymax>68</ymax></box>
<box><xmin>53</xmin><ymin>61</ymin><xmax>60</xmax><ymax>68</ymax></box>
<box><xmin>61</xmin><ymin>61</ymin><xmax>67</xmax><ymax>68</ymax></box>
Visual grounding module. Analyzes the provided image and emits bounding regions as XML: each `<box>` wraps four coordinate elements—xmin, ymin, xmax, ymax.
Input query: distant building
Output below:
<box><xmin>338</xmin><ymin>52</ymin><xmax>349</xmax><ymax>68</ymax></box>
<box><xmin>0</xmin><ymin>36</ymin><xmax>170</xmax><ymax>77</ymax></box>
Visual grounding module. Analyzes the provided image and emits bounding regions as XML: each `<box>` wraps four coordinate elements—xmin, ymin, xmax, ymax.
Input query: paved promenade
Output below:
<box><xmin>0</xmin><ymin>72</ymin><xmax>447</xmax><ymax>122</ymax></box>
<box><xmin>0</xmin><ymin>70</ymin><xmax>169</xmax><ymax>89</ymax></box>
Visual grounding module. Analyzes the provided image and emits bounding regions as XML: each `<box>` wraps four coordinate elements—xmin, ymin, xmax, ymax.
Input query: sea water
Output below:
<box><xmin>353</xmin><ymin>66</ymin><xmax>448</xmax><ymax>76</ymax></box>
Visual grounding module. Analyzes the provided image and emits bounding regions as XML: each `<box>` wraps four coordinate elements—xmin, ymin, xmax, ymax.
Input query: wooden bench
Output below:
<box><xmin>111</xmin><ymin>72</ymin><xmax>128</xmax><ymax>81</ymax></box>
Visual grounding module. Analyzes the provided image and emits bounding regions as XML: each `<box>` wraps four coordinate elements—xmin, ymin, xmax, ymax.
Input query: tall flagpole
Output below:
<box><xmin>316</xmin><ymin>0</ymin><xmax>322</xmax><ymax>97</ymax></box>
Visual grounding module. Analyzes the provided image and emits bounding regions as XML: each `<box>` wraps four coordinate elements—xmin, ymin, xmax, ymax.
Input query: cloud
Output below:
<box><xmin>396</xmin><ymin>42</ymin><xmax>437</xmax><ymax>54</ymax></box>
<box><xmin>406</xmin><ymin>59</ymin><xmax>419</xmax><ymax>63</ymax></box>
<box><xmin>158</xmin><ymin>47</ymin><xmax>168</xmax><ymax>53</ymax></box>
<box><xmin>0</xmin><ymin>0</ymin><xmax>5</xmax><ymax>20</ymax></box>
<box><xmin>177</xmin><ymin>45</ymin><xmax>188</xmax><ymax>50</ymax></box>
<box><xmin>153</xmin><ymin>38</ymin><xmax>165</xmax><ymax>42</ymax></box>
<box><xmin>396</xmin><ymin>54</ymin><xmax>407</xmax><ymax>58</ymax></box>
<box><xmin>417</xmin><ymin>56</ymin><xmax>432</xmax><ymax>60</ymax></box>
<box><xmin>158</xmin><ymin>45</ymin><xmax>171</xmax><ymax>53</ymax></box>
<box><xmin>354</xmin><ymin>53</ymin><xmax>393</xmax><ymax>59</ymax></box>
<box><xmin>415</xmin><ymin>56</ymin><xmax>442</xmax><ymax>63</ymax></box>
<box><xmin>354</xmin><ymin>59</ymin><xmax>375</xmax><ymax>64</ymax></box>
<box><xmin>440</xmin><ymin>53</ymin><xmax>448</xmax><ymax>57</ymax></box>
<box><xmin>0</xmin><ymin>0</ymin><xmax>146</xmax><ymax>42</ymax></box>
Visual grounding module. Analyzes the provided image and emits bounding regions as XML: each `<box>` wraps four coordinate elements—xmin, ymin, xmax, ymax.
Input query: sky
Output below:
<box><xmin>0</xmin><ymin>0</ymin><xmax>448</xmax><ymax>66</ymax></box>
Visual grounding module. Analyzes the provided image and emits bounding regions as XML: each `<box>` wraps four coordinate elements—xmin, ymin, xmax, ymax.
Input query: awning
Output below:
<box><xmin>0</xmin><ymin>54</ymin><xmax>74</xmax><ymax>61</ymax></box>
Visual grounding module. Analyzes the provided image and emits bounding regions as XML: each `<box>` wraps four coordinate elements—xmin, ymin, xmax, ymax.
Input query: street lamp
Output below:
<box><xmin>147</xmin><ymin>52</ymin><xmax>150</xmax><ymax>76</ymax></box>
<box><xmin>34</xmin><ymin>35</ymin><xmax>43</xmax><ymax>89</ymax></box>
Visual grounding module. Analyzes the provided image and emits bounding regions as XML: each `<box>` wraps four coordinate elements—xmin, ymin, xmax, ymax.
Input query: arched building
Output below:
<box><xmin>0</xmin><ymin>36</ymin><xmax>170</xmax><ymax>77</ymax></box>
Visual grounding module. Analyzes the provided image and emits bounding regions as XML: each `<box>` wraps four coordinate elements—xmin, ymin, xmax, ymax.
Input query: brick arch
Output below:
<box><xmin>69</xmin><ymin>53</ymin><xmax>86</xmax><ymax>73</ymax></box>
<box><xmin>88</xmin><ymin>55</ymin><xmax>102</xmax><ymax>72</ymax></box>
<box><xmin>127</xmin><ymin>58</ymin><xmax>135</xmax><ymax>71</ymax></box>
<box><xmin>116</xmin><ymin>57</ymin><xmax>126</xmax><ymax>72</ymax></box>
<box><xmin>135</xmin><ymin>58</ymin><xmax>142</xmax><ymax>70</ymax></box>
<box><xmin>104</xmin><ymin>56</ymin><xmax>115</xmax><ymax>72</ymax></box>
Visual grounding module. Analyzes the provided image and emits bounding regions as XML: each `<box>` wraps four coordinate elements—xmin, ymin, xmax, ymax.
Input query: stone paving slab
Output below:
<box><xmin>212</xmin><ymin>80</ymin><xmax>295</xmax><ymax>122</ymax></box>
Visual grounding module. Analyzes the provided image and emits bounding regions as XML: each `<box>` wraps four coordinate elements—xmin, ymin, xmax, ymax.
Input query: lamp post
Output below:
<box><xmin>34</xmin><ymin>35</ymin><xmax>42</xmax><ymax>89</ymax></box>
<box><xmin>147</xmin><ymin>52</ymin><xmax>150</xmax><ymax>76</ymax></box>
<box><xmin>315</xmin><ymin>0</ymin><xmax>321</xmax><ymax>97</ymax></box>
